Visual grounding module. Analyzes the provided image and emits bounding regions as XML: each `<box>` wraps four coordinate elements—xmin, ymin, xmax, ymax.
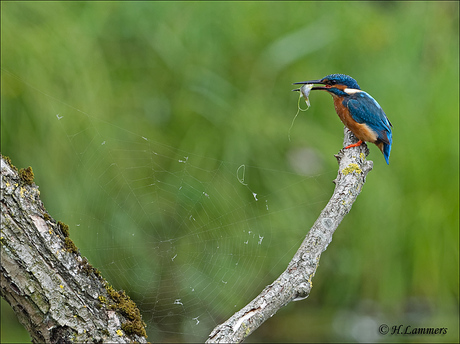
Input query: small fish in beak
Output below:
<box><xmin>295</xmin><ymin>84</ymin><xmax>314</xmax><ymax>107</ymax></box>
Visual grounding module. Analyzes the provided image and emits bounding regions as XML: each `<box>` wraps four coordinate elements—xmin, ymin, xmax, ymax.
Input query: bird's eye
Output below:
<box><xmin>328</xmin><ymin>80</ymin><xmax>337</xmax><ymax>85</ymax></box>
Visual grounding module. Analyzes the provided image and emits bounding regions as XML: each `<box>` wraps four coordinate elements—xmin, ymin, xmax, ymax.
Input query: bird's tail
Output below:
<box><xmin>383</xmin><ymin>143</ymin><xmax>391</xmax><ymax>165</ymax></box>
<box><xmin>376</xmin><ymin>140</ymin><xmax>391</xmax><ymax>165</ymax></box>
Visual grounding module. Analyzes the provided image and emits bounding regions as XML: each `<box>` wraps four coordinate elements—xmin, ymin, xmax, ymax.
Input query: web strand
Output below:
<box><xmin>3</xmin><ymin>71</ymin><xmax>336</xmax><ymax>341</ymax></box>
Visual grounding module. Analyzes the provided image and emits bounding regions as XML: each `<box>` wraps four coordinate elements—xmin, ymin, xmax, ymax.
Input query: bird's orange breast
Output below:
<box><xmin>333</xmin><ymin>97</ymin><xmax>378</xmax><ymax>143</ymax></box>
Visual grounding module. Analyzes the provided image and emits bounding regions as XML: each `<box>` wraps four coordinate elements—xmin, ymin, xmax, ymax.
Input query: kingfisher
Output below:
<box><xmin>293</xmin><ymin>74</ymin><xmax>393</xmax><ymax>164</ymax></box>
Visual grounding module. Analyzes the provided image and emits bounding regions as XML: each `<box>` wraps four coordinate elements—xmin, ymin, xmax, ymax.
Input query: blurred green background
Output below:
<box><xmin>1</xmin><ymin>1</ymin><xmax>458</xmax><ymax>343</ymax></box>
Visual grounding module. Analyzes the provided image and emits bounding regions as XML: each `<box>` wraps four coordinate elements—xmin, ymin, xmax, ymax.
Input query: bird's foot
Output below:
<box><xmin>344</xmin><ymin>140</ymin><xmax>363</xmax><ymax>149</ymax></box>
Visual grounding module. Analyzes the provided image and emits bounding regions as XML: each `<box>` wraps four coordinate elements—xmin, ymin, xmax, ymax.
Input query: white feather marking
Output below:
<box><xmin>344</xmin><ymin>88</ymin><xmax>362</xmax><ymax>94</ymax></box>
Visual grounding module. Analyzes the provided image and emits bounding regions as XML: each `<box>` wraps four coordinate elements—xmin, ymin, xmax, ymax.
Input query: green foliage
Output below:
<box><xmin>1</xmin><ymin>2</ymin><xmax>458</xmax><ymax>343</ymax></box>
<box><xmin>105</xmin><ymin>284</ymin><xmax>147</xmax><ymax>338</ymax></box>
<box><xmin>64</xmin><ymin>237</ymin><xmax>78</xmax><ymax>255</ymax></box>
<box><xmin>58</xmin><ymin>220</ymin><xmax>70</xmax><ymax>237</ymax></box>
<box><xmin>19</xmin><ymin>166</ymin><xmax>34</xmax><ymax>185</ymax></box>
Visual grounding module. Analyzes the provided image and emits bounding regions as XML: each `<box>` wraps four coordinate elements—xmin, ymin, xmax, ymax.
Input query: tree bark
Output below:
<box><xmin>207</xmin><ymin>127</ymin><xmax>373</xmax><ymax>343</ymax></box>
<box><xmin>1</xmin><ymin>154</ymin><xmax>147</xmax><ymax>343</ymax></box>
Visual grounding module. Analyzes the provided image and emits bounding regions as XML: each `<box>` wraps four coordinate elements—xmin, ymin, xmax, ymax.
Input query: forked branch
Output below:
<box><xmin>207</xmin><ymin>127</ymin><xmax>373</xmax><ymax>343</ymax></box>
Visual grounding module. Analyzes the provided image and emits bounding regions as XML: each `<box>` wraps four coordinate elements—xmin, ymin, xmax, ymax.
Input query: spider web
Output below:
<box><xmin>4</xmin><ymin>72</ymin><xmax>336</xmax><ymax>342</ymax></box>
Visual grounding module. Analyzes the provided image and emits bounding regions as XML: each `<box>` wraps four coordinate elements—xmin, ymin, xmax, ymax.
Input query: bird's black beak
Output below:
<box><xmin>292</xmin><ymin>79</ymin><xmax>327</xmax><ymax>92</ymax></box>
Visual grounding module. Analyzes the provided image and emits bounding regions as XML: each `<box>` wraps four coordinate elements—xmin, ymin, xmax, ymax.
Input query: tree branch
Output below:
<box><xmin>1</xmin><ymin>154</ymin><xmax>147</xmax><ymax>343</ymax></box>
<box><xmin>207</xmin><ymin>127</ymin><xmax>373</xmax><ymax>343</ymax></box>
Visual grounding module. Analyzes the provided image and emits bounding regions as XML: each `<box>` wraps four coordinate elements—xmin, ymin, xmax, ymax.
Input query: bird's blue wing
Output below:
<box><xmin>345</xmin><ymin>92</ymin><xmax>392</xmax><ymax>145</ymax></box>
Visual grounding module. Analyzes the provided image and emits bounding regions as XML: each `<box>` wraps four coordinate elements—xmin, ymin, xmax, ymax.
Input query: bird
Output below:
<box><xmin>293</xmin><ymin>74</ymin><xmax>393</xmax><ymax>164</ymax></box>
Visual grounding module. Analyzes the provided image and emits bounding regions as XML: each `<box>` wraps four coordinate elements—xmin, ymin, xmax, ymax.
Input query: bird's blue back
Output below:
<box><xmin>344</xmin><ymin>91</ymin><xmax>393</xmax><ymax>163</ymax></box>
